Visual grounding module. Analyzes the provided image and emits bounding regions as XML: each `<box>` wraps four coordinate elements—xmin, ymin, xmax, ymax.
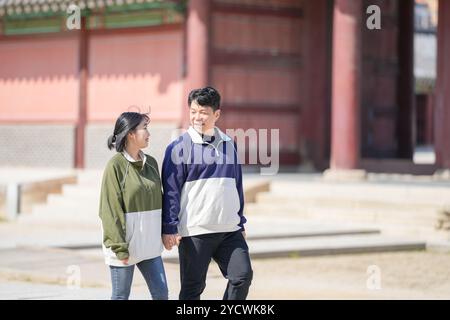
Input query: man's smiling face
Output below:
<box><xmin>189</xmin><ymin>100</ymin><xmax>221</xmax><ymax>135</ymax></box>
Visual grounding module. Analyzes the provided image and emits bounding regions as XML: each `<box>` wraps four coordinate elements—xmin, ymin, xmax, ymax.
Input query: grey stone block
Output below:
<box><xmin>0</xmin><ymin>125</ymin><xmax>75</xmax><ymax>168</ymax></box>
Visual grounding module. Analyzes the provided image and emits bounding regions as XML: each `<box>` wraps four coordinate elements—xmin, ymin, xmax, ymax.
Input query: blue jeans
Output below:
<box><xmin>110</xmin><ymin>256</ymin><xmax>169</xmax><ymax>300</ymax></box>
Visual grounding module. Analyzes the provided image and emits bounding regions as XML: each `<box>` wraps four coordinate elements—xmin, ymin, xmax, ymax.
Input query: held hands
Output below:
<box><xmin>162</xmin><ymin>233</ymin><xmax>182</xmax><ymax>250</ymax></box>
<box><xmin>162</xmin><ymin>232</ymin><xmax>244</xmax><ymax>250</ymax></box>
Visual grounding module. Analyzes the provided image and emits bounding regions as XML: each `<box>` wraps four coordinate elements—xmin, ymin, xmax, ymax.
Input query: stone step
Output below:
<box><xmin>46</xmin><ymin>193</ymin><xmax>100</xmax><ymax>207</ymax></box>
<box><xmin>160</xmin><ymin>234</ymin><xmax>426</xmax><ymax>262</ymax></box>
<box><xmin>245</xmin><ymin>203</ymin><xmax>439</xmax><ymax>224</ymax></box>
<box><xmin>74</xmin><ymin>170</ymin><xmax>103</xmax><ymax>185</ymax></box>
<box><xmin>61</xmin><ymin>185</ymin><xmax>101</xmax><ymax>197</ymax></box>
<box><xmin>267</xmin><ymin>182</ymin><xmax>450</xmax><ymax>205</ymax></box>
<box><xmin>255</xmin><ymin>193</ymin><xmax>448</xmax><ymax>209</ymax></box>
<box><xmin>17</xmin><ymin>215</ymin><xmax>101</xmax><ymax>230</ymax></box>
<box><xmin>27</xmin><ymin>175</ymin><xmax>270</xmax><ymax>221</ymax></box>
<box><xmin>245</xmin><ymin>227</ymin><xmax>380</xmax><ymax>240</ymax></box>
<box><xmin>244</xmin><ymin>210</ymin><xmax>446</xmax><ymax>241</ymax></box>
<box><xmin>16</xmin><ymin>213</ymin><xmax>383</xmax><ymax>248</ymax></box>
<box><xmin>363</xmin><ymin>225</ymin><xmax>448</xmax><ymax>241</ymax></box>
<box><xmin>247</xmin><ymin>234</ymin><xmax>426</xmax><ymax>259</ymax></box>
<box><xmin>31</xmin><ymin>203</ymin><xmax>98</xmax><ymax>216</ymax></box>
<box><xmin>51</xmin><ymin>222</ymin><xmax>425</xmax><ymax>260</ymax></box>
<box><xmin>61</xmin><ymin>227</ymin><xmax>383</xmax><ymax>251</ymax></box>
<box><xmin>28</xmin><ymin>203</ymin><xmax>439</xmax><ymax>228</ymax></box>
<box><xmin>18</xmin><ymin>231</ymin><xmax>426</xmax><ymax>263</ymax></box>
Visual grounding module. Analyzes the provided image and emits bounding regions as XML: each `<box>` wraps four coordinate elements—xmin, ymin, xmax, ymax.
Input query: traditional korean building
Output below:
<box><xmin>0</xmin><ymin>0</ymin><xmax>449</xmax><ymax>176</ymax></box>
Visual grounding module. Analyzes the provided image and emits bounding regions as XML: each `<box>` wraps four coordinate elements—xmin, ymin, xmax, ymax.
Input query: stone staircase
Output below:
<box><xmin>17</xmin><ymin>170</ymin><xmax>103</xmax><ymax>229</ymax></box>
<box><xmin>160</xmin><ymin>216</ymin><xmax>426</xmax><ymax>262</ymax></box>
<box><xmin>245</xmin><ymin>180</ymin><xmax>450</xmax><ymax>241</ymax></box>
<box><xmin>14</xmin><ymin>172</ymin><xmax>442</xmax><ymax>256</ymax></box>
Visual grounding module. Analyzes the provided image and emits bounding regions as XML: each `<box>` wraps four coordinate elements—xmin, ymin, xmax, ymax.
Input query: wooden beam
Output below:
<box><xmin>0</xmin><ymin>29</ymin><xmax>78</xmax><ymax>41</ymax></box>
<box><xmin>212</xmin><ymin>50</ymin><xmax>302</xmax><ymax>68</ymax></box>
<box><xmin>212</xmin><ymin>2</ymin><xmax>303</xmax><ymax>18</ymax></box>
<box><xmin>240</xmin><ymin>151</ymin><xmax>301</xmax><ymax>167</ymax></box>
<box><xmin>75</xmin><ymin>16</ymin><xmax>88</xmax><ymax>169</ymax></box>
<box><xmin>88</xmin><ymin>21</ymin><xmax>183</xmax><ymax>35</ymax></box>
<box><xmin>221</xmin><ymin>103</ymin><xmax>301</xmax><ymax>114</ymax></box>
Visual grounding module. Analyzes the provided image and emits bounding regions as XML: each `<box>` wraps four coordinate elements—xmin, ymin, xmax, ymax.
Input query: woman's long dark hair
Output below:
<box><xmin>107</xmin><ymin>112</ymin><xmax>149</xmax><ymax>152</ymax></box>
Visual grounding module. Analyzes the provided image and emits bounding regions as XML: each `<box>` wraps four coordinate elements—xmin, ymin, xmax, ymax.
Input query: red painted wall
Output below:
<box><xmin>0</xmin><ymin>36</ymin><xmax>79</xmax><ymax>122</ymax></box>
<box><xmin>88</xmin><ymin>28</ymin><xmax>184</xmax><ymax>122</ymax></box>
<box><xmin>0</xmin><ymin>27</ymin><xmax>184</xmax><ymax>124</ymax></box>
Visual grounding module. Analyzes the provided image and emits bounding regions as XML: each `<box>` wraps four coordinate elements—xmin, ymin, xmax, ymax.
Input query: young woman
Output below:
<box><xmin>99</xmin><ymin>111</ymin><xmax>168</xmax><ymax>300</ymax></box>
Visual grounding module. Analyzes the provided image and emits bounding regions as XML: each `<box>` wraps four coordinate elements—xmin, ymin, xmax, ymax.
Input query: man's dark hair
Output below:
<box><xmin>188</xmin><ymin>86</ymin><xmax>221</xmax><ymax>112</ymax></box>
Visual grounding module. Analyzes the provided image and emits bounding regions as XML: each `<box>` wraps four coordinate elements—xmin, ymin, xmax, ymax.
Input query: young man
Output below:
<box><xmin>161</xmin><ymin>86</ymin><xmax>253</xmax><ymax>300</ymax></box>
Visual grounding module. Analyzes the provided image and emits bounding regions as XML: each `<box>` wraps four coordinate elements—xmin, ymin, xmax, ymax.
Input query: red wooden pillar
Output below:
<box><xmin>182</xmin><ymin>0</ymin><xmax>211</xmax><ymax>128</ymax></box>
<box><xmin>329</xmin><ymin>0</ymin><xmax>362</xmax><ymax>171</ymax></box>
<box><xmin>75</xmin><ymin>16</ymin><xmax>88</xmax><ymax>168</ymax></box>
<box><xmin>435</xmin><ymin>0</ymin><xmax>450</xmax><ymax>168</ymax></box>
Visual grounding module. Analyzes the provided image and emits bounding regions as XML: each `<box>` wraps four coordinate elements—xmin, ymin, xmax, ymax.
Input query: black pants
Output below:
<box><xmin>178</xmin><ymin>230</ymin><xmax>253</xmax><ymax>300</ymax></box>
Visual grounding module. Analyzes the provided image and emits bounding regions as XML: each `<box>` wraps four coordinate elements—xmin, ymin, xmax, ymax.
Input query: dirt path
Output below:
<box><xmin>241</xmin><ymin>251</ymin><xmax>450</xmax><ymax>299</ymax></box>
<box><xmin>2</xmin><ymin>249</ymin><xmax>450</xmax><ymax>299</ymax></box>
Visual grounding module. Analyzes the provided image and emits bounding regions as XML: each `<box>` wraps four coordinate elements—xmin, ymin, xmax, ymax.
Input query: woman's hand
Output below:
<box><xmin>162</xmin><ymin>234</ymin><xmax>173</xmax><ymax>250</ymax></box>
<box><xmin>121</xmin><ymin>258</ymin><xmax>129</xmax><ymax>265</ymax></box>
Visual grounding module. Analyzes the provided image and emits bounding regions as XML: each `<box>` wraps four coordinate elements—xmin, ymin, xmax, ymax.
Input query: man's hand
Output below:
<box><xmin>174</xmin><ymin>234</ymin><xmax>182</xmax><ymax>246</ymax></box>
<box><xmin>162</xmin><ymin>234</ymin><xmax>182</xmax><ymax>250</ymax></box>
<box><xmin>242</xmin><ymin>231</ymin><xmax>246</xmax><ymax>239</ymax></box>
<box><xmin>121</xmin><ymin>258</ymin><xmax>129</xmax><ymax>265</ymax></box>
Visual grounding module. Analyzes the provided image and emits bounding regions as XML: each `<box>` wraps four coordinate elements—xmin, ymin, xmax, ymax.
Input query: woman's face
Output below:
<box><xmin>128</xmin><ymin>118</ymin><xmax>150</xmax><ymax>149</ymax></box>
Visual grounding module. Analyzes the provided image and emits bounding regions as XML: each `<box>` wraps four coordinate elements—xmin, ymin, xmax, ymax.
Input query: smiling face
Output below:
<box><xmin>189</xmin><ymin>100</ymin><xmax>221</xmax><ymax>135</ymax></box>
<box><xmin>128</xmin><ymin>118</ymin><xmax>150</xmax><ymax>149</ymax></box>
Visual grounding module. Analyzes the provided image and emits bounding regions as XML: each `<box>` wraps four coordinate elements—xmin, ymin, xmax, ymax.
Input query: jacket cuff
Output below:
<box><xmin>162</xmin><ymin>224</ymin><xmax>179</xmax><ymax>235</ymax></box>
<box><xmin>116</xmin><ymin>251</ymin><xmax>129</xmax><ymax>260</ymax></box>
